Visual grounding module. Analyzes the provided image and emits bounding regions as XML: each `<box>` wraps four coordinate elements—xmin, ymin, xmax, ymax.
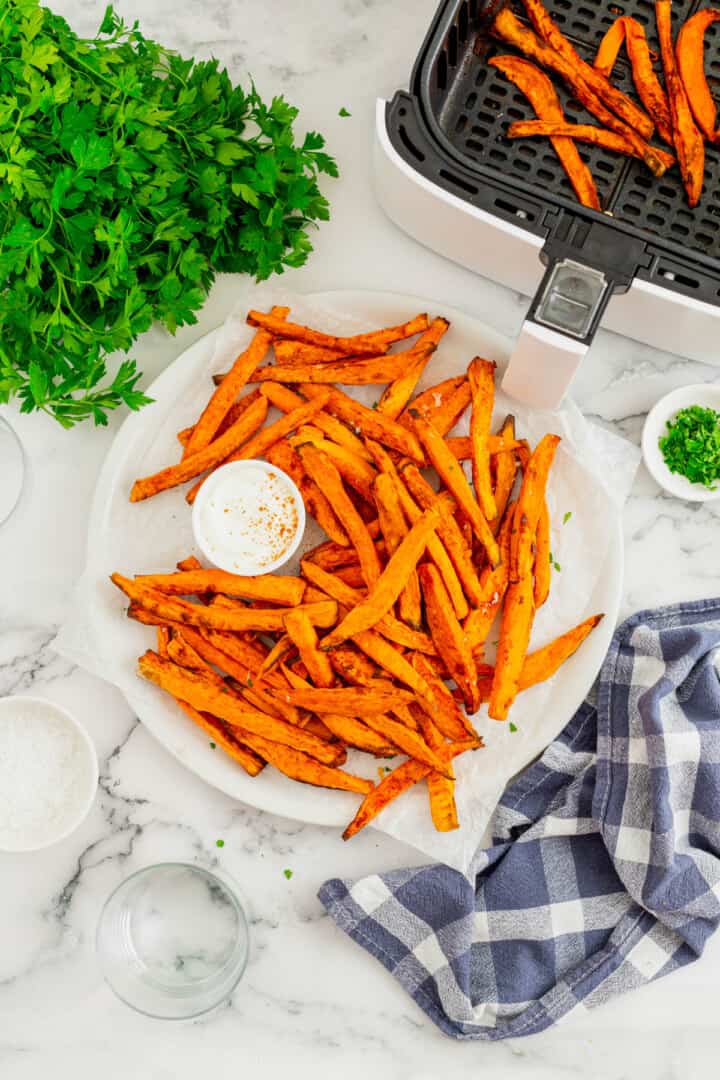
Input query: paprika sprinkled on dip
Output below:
<box><xmin>192</xmin><ymin>460</ymin><xmax>305</xmax><ymax>574</ymax></box>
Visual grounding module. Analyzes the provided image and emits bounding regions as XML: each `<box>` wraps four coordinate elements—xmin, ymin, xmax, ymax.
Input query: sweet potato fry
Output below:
<box><xmin>134</xmin><ymin>570</ymin><xmax>305</xmax><ymax>606</ymax></box>
<box><xmin>258</xmin><ymin>635</ymin><xmax>295</xmax><ymax>677</ymax></box>
<box><xmin>342</xmin><ymin>740</ymin><xmax>479</xmax><ymax>840</ymax></box>
<box><xmin>178</xmin><ymin>389</ymin><xmax>262</xmax><ymax>448</ymax></box>
<box><xmin>253</xmin><ymin>350</ymin><xmax>439</xmax><ymax>385</ymax></box>
<box><xmin>467</xmin><ymin>356</ymin><xmax>497</xmax><ymax>521</ymax></box>
<box><xmin>490</xmin><ymin>15</ymin><xmax>669</xmax><ymax>177</ymax></box>
<box><xmin>183</xmin><ymin>306</ymin><xmax>287</xmax><ymax>458</ymax></box>
<box><xmin>321</xmin><ymin>506</ymin><xmax>441</xmax><ymax>648</ymax></box>
<box><xmin>281</xmin><ymin>663</ymin><xmax>395</xmax><ymax>755</ymax></box>
<box><xmin>445</xmin><ymin>434</ymin><xmax>521</xmax><ymax>460</ymax></box>
<box><xmin>272</xmin><ymin>313</ymin><xmax>430</xmax><ymax>363</ymax></box>
<box><xmin>410</xmin><ymin>701</ymin><xmax>459</xmax><ymax>833</ymax></box>
<box><xmin>302</xmin><ymin>385</ymin><xmax>424</xmax><ymax>462</ymax></box>
<box><xmin>156</xmin><ymin>625</ymin><xmax>171</xmax><ymax>658</ymax></box>
<box><xmin>488</xmin><ymin>574</ymin><xmax>536</xmax><ymax>722</ymax></box>
<box><xmin>260</xmin><ymin>382</ymin><xmax>373</xmax><ymax>462</ymax></box>
<box><xmin>676</xmin><ymin>8</ymin><xmax>720</xmax><ymax>142</ymax></box>
<box><xmin>304</xmin><ymin>539</ymin><xmax>363</xmax><ymax>571</ymax></box>
<box><xmin>366</xmin><ymin>438</ymin><xmax>470</xmax><ymax>620</ymax></box>
<box><xmin>464</xmin><ymin>505</ymin><xmax>514</xmax><ymax>654</ymax></box>
<box><xmin>419</xmin><ymin>563</ymin><xmax>480</xmax><ymax>714</ymax></box>
<box><xmin>520</xmin><ymin>613</ymin><xmax>604</xmax><ymax>689</ymax></box>
<box><xmin>130</xmin><ymin>396</ymin><xmax>268</xmax><ymax>503</ymax></box>
<box><xmin>246</xmin><ymin>311</ymin><xmax>381</xmax><ymax>355</ymax></box>
<box><xmin>376</xmin><ymin>317</ymin><xmax>449</xmax><ymax>420</ymax></box>
<box><xmin>198</xmin><ymin>629</ymin><xmax>290</xmax><ymax>692</ymax></box>
<box><xmin>265</xmin><ymin>440</ymin><xmax>348</xmax><ymax>546</ymax></box>
<box><xmin>521</xmin><ymin>0</ymin><xmax>654</xmax><ymax>138</ymax></box>
<box><xmin>359</xmin><ymin>713</ymin><xmax>451</xmax><ymax>777</ymax></box>
<box><xmin>328</xmin><ymin>644</ymin><xmax>382</xmax><ymax>684</ymax></box>
<box><xmin>138</xmin><ymin>650</ymin><xmax>343</xmax><ymax>763</ymax></box>
<box><xmin>175</xmin><ymin>627</ymin><xmax>301</xmax><ymax>726</ymax></box>
<box><xmin>176</xmin><ymin>701</ymin><xmax>265</xmax><ymax>776</ymax></box>
<box><xmin>594</xmin><ymin>16</ymin><xmax>673</xmax><ymax>144</ymax></box>
<box><xmin>533</xmin><ymin>500</ymin><xmax>552</xmax><ymax>608</ymax></box>
<box><xmin>489</xmin><ymin>55</ymin><xmax>600</xmax><ymax>208</ymax></box>
<box><xmin>176</xmin><ymin>556</ymin><xmax>203</xmax><ymax>572</ymax></box>
<box><xmin>372</xmin><ymin>473</ymin><xmax>422</xmax><ymax>630</ymax></box>
<box><xmin>400</xmin><ymin>376</ymin><xmax>472</xmax><ymax>436</ymax></box>
<box><xmin>186</xmin><ymin>391</ymin><xmax>330</xmax><ymax>504</ymax></box>
<box><xmin>300</xmin><ymin>559</ymin><xmax>436</xmax><ymax>654</ymax></box>
<box><xmin>477</xmin><ymin>613</ymin><xmax>605</xmax><ymax>701</ymax></box>
<box><xmin>490</xmin><ymin>415</ymin><xmax>518</xmax><ymax>534</ymax></box>
<box><xmin>276</xmin><ymin>685</ymin><xmax>414</xmax><ymax>715</ymax></box>
<box><xmin>114</xmin><ymin>574</ymin><xmax>338</xmax><ymax>633</ymax></box>
<box><xmin>400</xmin><ymin>464</ymin><xmax>484</xmax><ymax>607</ymax></box>
<box><xmin>290</xmin><ymin>431</ymin><xmax>377</xmax><ymax>504</ymax></box>
<box><xmin>283</xmin><ymin>608</ymin><xmax>335</xmax><ymax>688</ymax></box>
<box><xmin>167</xmin><ymin>633</ymin><xmax>208</xmax><ymax>671</ymax></box>
<box><xmin>505</xmin><ymin>121</ymin><xmax>675</xmax><ymax>170</ymax></box>
<box><xmin>510</xmin><ymin>433</ymin><xmax>560</xmax><ymax>582</ymax></box>
<box><xmin>296</xmin><ymin>443</ymin><xmax>381</xmax><ymax>587</ymax></box>
<box><xmin>411</xmin><ymin>413</ymin><xmax>500</xmax><ymax>567</ymax></box>
<box><xmin>233</xmin><ymin>726</ymin><xmax>372</xmax><ymax>794</ymax></box>
<box><xmin>656</xmin><ymin>0</ymin><xmax>705</xmax><ymax>207</ymax></box>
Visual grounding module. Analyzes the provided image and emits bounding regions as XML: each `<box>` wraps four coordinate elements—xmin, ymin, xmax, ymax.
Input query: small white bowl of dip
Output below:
<box><xmin>192</xmin><ymin>460</ymin><xmax>306</xmax><ymax>575</ymax></box>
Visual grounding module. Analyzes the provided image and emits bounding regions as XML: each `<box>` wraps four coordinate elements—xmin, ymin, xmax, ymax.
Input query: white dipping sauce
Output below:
<box><xmin>194</xmin><ymin>461</ymin><xmax>302</xmax><ymax>574</ymax></box>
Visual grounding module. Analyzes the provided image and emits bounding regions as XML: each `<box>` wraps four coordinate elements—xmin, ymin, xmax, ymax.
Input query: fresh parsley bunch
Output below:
<box><xmin>0</xmin><ymin>1</ymin><xmax>337</xmax><ymax>426</ymax></box>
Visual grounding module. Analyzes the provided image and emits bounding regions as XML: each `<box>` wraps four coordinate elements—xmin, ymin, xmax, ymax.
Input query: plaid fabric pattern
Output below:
<box><xmin>319</xmin><ymin>600</ymin><xmax>720</xmax><ymax>1040</ymax></box>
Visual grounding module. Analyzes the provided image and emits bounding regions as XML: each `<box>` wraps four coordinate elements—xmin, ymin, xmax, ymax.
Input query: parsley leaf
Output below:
<box><xmin>339</xmin><ymin>107</ymin><xmax>351</xmax><ymax>117</ymax></box>
<box><xmin>509</xmin><ymin>722</ymin><xmax>518</xmax><ymax>733</ymax></box>
<box><xmin>0</xmin><ymin>2</ymin><xmax>337</xmax><ymax>427</ymax></box>
<box><xmin>563</xmin><ymin>511</ymin><xmax>572</xmax><ymax>524</ymax></box>
<box><xmin>216</xmin><ymin>839</ymin><xmax>225</xmax><ymax>848</ymax></box>
<box><xmin>283</xmin><ymin>868</ymin><xmax>293</xmax><ymax>879</ymax></box>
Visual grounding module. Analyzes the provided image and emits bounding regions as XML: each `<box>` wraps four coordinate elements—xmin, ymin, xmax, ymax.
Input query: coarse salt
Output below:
<box><xmin>0</xmin><ymin>699</ymin><xmax>97</xmax><ymax>851</ymax></box>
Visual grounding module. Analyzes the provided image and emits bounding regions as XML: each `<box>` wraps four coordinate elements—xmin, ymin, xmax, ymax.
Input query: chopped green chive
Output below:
<box><xmin>209</xmin><ymin>741</ymin><xmax>216</xmax><ymax>749</ymax></box>
<box><xmin>283</xmin><ymin>868</ymin><xmax>293</xmax><ymax>880</ymax></box>
<box><xmin>509</xmin><ymin>722</ymin><xmax>518</xmax><ymax>733</ymax></box>
<box><xmin>216</xmin><ymin>839</ymin><xmax>225</xmax><ymax>848</ymax></box>
<box><xmin>659</xmin><ymin>404</ymin><xmax>720</xmax><ymax>489</ymax></box>
<box><xmin>553</xmin><ymin>560</ymin><xmax>561</xmax><ymax>572</ymax></box>
<box><xmin>339</xmin><ymin>107</ymin><xmax>351</xmax><ymax>117</ymax></box>
<box><xmin>246</xmin><ymin>674</ymin><xmax>253</xmax><ymax>686</ymax></box>
<box><xmin>563</xmin><ymin>511</ymin><xmax>572</xmax><ymax>524</ymax></box>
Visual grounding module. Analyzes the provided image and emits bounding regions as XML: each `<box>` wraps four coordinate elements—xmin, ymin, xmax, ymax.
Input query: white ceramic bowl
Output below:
<box><xmin>642</xmin><ymin>383</ymin><xmax>720</xmax><ymax>502</ymax></box>
<box><xmin>0</xmin><ymin>696</ymin><xmax>99</xmax><ymax>853</ymax></box>
<box><xmin>191</xmin><ymin>459</ymin><xmax>306</xmax><ymax>575</ymax></box>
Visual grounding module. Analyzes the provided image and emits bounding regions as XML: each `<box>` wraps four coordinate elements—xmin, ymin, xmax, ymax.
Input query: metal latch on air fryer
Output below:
<box><xmin>528</xmin><ymin>216</ymin><xmax>654</xmax><ymax>344</ymax></box>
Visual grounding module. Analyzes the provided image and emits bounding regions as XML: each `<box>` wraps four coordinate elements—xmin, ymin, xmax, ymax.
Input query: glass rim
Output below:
<box><xmin>96</xmin><ymin>861</ymin><xmax>250</xmax><ymax>1021</ymax></box>
<box><xmin>0</xmin><ymin>413</ymin><xmax>25</xmax><ymax>529</ymax></box>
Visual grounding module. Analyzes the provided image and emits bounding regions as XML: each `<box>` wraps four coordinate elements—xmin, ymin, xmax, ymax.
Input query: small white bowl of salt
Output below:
<box><xmin>0</xmin><ymin>696</ymin><xmax>98</xmax><ymax>852</ymax></box>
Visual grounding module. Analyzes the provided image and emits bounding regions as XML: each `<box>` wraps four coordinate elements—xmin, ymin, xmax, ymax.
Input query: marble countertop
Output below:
<box><xmin>2</xmin><ymin>1</ymin><xmax>720</xmax><ymax>1076</ymax></box>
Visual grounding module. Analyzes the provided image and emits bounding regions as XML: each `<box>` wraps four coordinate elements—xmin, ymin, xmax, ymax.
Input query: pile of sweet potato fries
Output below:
<box><xmin>489</xmin><ymin>0</ymin><xmax>717</xmax><ymax>208</ymax></box>
<box><xmin>112</xmin><ymin>307</ymin><xmax>602</xmax><ymax>838</ymax></box>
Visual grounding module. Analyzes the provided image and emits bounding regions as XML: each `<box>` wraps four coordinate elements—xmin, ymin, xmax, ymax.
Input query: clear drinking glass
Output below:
<box><xmin>96</xmin><ymin>863</ymin><xmax>250</xmax><ymax>1019</ymax></box>
<box><xmin>0</xmin><ymin>415</ymin><xmax>25</xmax><ymax>526</ymax></box>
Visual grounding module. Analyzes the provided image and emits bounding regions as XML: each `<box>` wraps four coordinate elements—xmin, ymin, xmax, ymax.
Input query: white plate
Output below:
<box><xmin>83</xmin><ymin>290</ymin><xmax>623</xmax><ymax>830</ymax></box>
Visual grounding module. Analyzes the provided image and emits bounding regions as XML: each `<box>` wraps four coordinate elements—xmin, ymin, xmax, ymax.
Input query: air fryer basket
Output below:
<box><xmin>385</xmin><ymin>0</ymin><xmax>720</xmax><ymax>310</ymax></box>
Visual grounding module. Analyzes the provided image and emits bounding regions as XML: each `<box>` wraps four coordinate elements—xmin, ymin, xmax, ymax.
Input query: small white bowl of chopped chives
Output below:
<box><xmin>642</xmin><ymin>384</ymin><xmax>720</xmax><ymax>502</ymax></box>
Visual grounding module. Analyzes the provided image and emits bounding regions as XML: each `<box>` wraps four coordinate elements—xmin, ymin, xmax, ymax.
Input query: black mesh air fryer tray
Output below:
<box><xmin>385</xmin><ymin>0</ymin><xmax>720</xmax><ymax>310</ymax></box>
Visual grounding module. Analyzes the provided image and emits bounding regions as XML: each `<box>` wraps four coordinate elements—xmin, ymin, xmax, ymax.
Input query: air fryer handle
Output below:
<box><xmin>501</xmin><ymin>254</ymin><xmax>618</xmax><ymax>410</ymax></box>
<box><xmin>501</xmin><ymin>322</ymin><xmax>588</xmax><ymax>410</ymax></box>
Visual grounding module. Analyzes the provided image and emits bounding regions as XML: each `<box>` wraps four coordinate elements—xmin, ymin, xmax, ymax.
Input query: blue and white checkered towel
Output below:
<box><xmin>319</xmin><ymin>599</ymin><xmax>720</xmax><ymax>1039</ymax></box>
